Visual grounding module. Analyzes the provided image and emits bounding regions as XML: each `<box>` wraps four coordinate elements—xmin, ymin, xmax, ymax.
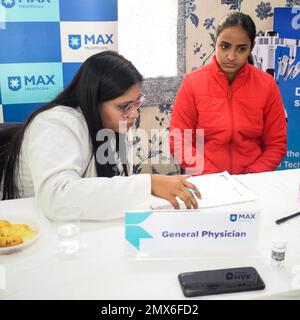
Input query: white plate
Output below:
<box><xmin>0</xmin><ymin>214</ymin><xmax>39</xmax><ymax>254</ymax></box>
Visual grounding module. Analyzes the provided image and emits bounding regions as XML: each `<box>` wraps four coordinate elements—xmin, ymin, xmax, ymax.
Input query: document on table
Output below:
<box><xmin>150</xmin><ymin>171</ymin><xmax>258</xmax><ymax>209</ymax></box>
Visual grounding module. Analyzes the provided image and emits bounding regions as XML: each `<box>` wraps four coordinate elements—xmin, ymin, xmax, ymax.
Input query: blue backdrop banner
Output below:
<box><xmin>274</xmin><ymin>7</ymin><xmax>300</xmax><ymax>170</ymax></box>
<box><xmin>0</xmin><ymin>0</ymin><xmax>118</xmax><ymax>122</ymax></box>
<box><xmin>274</xmin><ymin>7</ymin><xmax>300</xmax><ymax>40</ymax></box>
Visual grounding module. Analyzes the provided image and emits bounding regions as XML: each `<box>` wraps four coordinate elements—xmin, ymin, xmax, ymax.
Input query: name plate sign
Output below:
<box><xmin>125</xmin><ymin>210</ymin><xmax>259</xmax><ymax>258</ymax></box>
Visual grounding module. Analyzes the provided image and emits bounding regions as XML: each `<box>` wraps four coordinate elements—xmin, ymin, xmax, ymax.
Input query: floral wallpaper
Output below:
<box><xmin>186</xmin><ymin>0</ymin><xmax>292</xmax><ymax>71</ymax></box>
<box><xmin>132</xmin><ymin>104</ymin><xmax>181</xmax><ymax>175</ymax></box>
<box><xmin>134</xmin><ymin>0</ymin><xmax>294</xmax><ymax>175</ymax></box>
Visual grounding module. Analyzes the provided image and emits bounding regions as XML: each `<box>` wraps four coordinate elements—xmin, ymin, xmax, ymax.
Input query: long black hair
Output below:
<box><xmin>216</xmin><ymin>12</ymin><xmax>257</xmax><ymax>64</ymax></box>
<box><xmin>1</xmin><ymin>51</ymin><xmax>143</xmax><ymax>199</ymax></box>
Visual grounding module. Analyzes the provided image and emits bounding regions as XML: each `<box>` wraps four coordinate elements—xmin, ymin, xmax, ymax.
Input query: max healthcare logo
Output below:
<box><xmin>7</xmin><ymin>74</ymin><xmax>55</xmax><ymax>92</ymax></box>
<box><xmin>1</xmin><ymin>63</ymin><xmax>63</xmax><ymax>105</ymax></box>
<box><xmin>230</xmin><ymin>213</ymin><xmax>256</xmax><ymax>222</ymax></box>
<box><xmin>68</xmin><ymin>35</ymin><xmax>81</xmax><ymax>50</ymax></box>
<box><xmin>68</xmin><ymin>33</ymin><xmax>114</xmax><ymax>50</ymax></box>
<box><xmin>1</xmin><ymin>0</ymin><xmax>15</xmax><ymax>8</ymax></box>
<box><xmin>230</xmin><ymin>214</ymin><xmax>238</xmax><ymax>222</ymax></box>
<box><xmin>8</xmin><ymin>76</ymin><xmax>21</xmax><ymax>91</ymax></box>
<box><xmin>2</xmin><ymin>0</ymin><xmax>51</xmax><ymax>8</ymax></box>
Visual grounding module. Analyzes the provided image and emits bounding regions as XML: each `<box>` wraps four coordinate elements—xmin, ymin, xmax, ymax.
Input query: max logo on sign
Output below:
<box><xmin>68</xmin><ymin>35</ymin><xmax>81</xmax><ymax>50</ymax></box>
<box><xmin>2</xmin><ymin>0</ymin><xmax>50</xmax><ymax>8</ymax></box>
<box><xmin>8</xmin><ymin>75</ymin><xmax>55</xmax><ymax>91</ymax></box>
<box><xmin>68</xmin><ymin>34</ymin><xmax>114</xmax><ymax>50</ymax></box>
<box><xmin>8</xmin><ymin>76</ymin><xmax>21</xmax><ymax>91</ymax></box>
<box><xmin>230</xmin><ymin>214</ymin><xmax>237</xmax><ymax>222</ymax></box>
<box><xmin>230</xmin><ymin>213</ymin><xmax>256</xmax><ymax>222</ymax></box>
<box><xmin>2</xmin><ymin>0</ymin><xmax>15</xmax><ymax>8</ymax></box>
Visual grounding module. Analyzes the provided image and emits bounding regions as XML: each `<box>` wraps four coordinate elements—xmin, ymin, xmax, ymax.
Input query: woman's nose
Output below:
<box><xmin>128</xmin><ymin>107</ymin><xmax>139</xmax><ymax>119</ymax></box>
<box><xmin>227</xmin><ymin>49</ymin><xmax>236</xmax><ymax>61</ymax></box>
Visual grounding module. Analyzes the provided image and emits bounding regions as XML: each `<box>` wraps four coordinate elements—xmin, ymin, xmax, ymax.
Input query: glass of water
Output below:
<box><xmin>54</xmin><ymin>206</ymin><xmax>83</xmax><ymax>256</ymax></box>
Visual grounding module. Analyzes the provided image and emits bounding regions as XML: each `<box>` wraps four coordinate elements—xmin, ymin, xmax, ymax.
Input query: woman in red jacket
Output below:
<box><xmin>170</xmin><ymin>12</ymin><xmax>287</xmax><ymax>175</ymax></box>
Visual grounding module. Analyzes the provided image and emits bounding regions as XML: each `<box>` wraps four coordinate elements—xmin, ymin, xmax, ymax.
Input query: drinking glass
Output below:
<box><xmin>54</xmin><ymin>206</ymin><xmax>82</xmax><ymax>256</ymax></box>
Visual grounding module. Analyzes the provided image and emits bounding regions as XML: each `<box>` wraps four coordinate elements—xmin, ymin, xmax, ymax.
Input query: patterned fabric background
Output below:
<box><xmin>185</xmin><ymin>0</ymin><xmax>297</xmax><ymax>71</ymax></box>
<box><xmin>135</xmin><ymin>0</ymin><xmax>295</xmax><ymax>174</ymax></box>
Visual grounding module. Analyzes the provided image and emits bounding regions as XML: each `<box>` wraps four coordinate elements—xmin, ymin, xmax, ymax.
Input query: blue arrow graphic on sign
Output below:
<box><xmin>125</xmin><ymin>211</ymin><xmax>153</xmax><ymax>250</ymax></box>
<box><xmin>125</xmin><ymin>225</ymin><xmax>153</xmax><ymax>250</ymax></box>
<box><xmin>125</xmin><ymin>211</ymin><xmax>152</xmax><ymax>225</ymax></box>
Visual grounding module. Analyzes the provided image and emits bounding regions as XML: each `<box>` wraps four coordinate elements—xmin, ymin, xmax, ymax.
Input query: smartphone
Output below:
<box><xmin>178</xmin><ymin>266</ymin><xmax>265</xmax><ymax>297</ymax></box>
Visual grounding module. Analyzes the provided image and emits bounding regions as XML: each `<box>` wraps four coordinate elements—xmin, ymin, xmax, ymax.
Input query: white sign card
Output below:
<box><xmin>125</xmin><ymin>209</ymin><xmax>259</xmax><ymax>258</ymax></box>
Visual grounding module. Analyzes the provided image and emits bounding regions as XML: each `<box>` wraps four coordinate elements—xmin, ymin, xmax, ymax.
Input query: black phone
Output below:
<box><xmin>178</xmin><ymin>266</ymin><xmax>265</xmax><ymax>297</ymax></box>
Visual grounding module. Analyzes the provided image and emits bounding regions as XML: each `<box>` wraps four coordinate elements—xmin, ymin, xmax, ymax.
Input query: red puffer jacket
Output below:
<box><xmin>170</xmin><ymin>56</ymin><xmax>287</xmax><ymax>175</ymax></box>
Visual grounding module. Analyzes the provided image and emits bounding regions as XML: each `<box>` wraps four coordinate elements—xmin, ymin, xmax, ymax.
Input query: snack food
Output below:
<box><xmin>0</xmin><ymin>220</ymin><xmax>37</xmax><ymax>247</ymax></box>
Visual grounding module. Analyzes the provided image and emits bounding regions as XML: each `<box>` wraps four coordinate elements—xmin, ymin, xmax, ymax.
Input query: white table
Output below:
<box><xmin>1</xmin><ymin>169</ymin><xmax>300</xmax><ymax>300</ymax></box>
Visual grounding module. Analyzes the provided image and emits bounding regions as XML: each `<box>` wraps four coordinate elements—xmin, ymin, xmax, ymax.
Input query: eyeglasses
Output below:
<box><xmin>118</xmin><ymin>93</ymin><xmax>145</xmax><ymax>118</ymax></box>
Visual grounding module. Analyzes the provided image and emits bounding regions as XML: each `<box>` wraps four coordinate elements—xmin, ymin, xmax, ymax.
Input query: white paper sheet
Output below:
<box><xmin>150</xmin><ymin>171</ymin><xmax>258</xmax><ymax>210</ymax></box>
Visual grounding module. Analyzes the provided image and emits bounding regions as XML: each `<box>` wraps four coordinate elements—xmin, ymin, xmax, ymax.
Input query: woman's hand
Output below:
<box><xmin>150</xmin><ymin>174</ymin><xmax>202</xmax><ymax>209</ymax></box>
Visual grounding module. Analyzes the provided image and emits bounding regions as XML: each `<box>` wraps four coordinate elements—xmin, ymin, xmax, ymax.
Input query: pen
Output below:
<box><xmin>275</xmin><ymin>211</ymin><xmax>300</xmax><ymax>225</ymax></box>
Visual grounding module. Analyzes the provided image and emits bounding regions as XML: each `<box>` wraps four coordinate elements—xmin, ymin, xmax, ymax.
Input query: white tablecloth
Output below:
<box><xmin>1</xmin><ymin>169</ymin><xmax>300</xmax><ymax>300</ymax></box>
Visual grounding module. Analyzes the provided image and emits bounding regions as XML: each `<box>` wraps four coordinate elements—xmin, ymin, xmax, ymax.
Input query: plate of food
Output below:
<box><xmin>0</xmin><ymin>215</ymin><xmax>39</xmax><ymax>254</ymax></box>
